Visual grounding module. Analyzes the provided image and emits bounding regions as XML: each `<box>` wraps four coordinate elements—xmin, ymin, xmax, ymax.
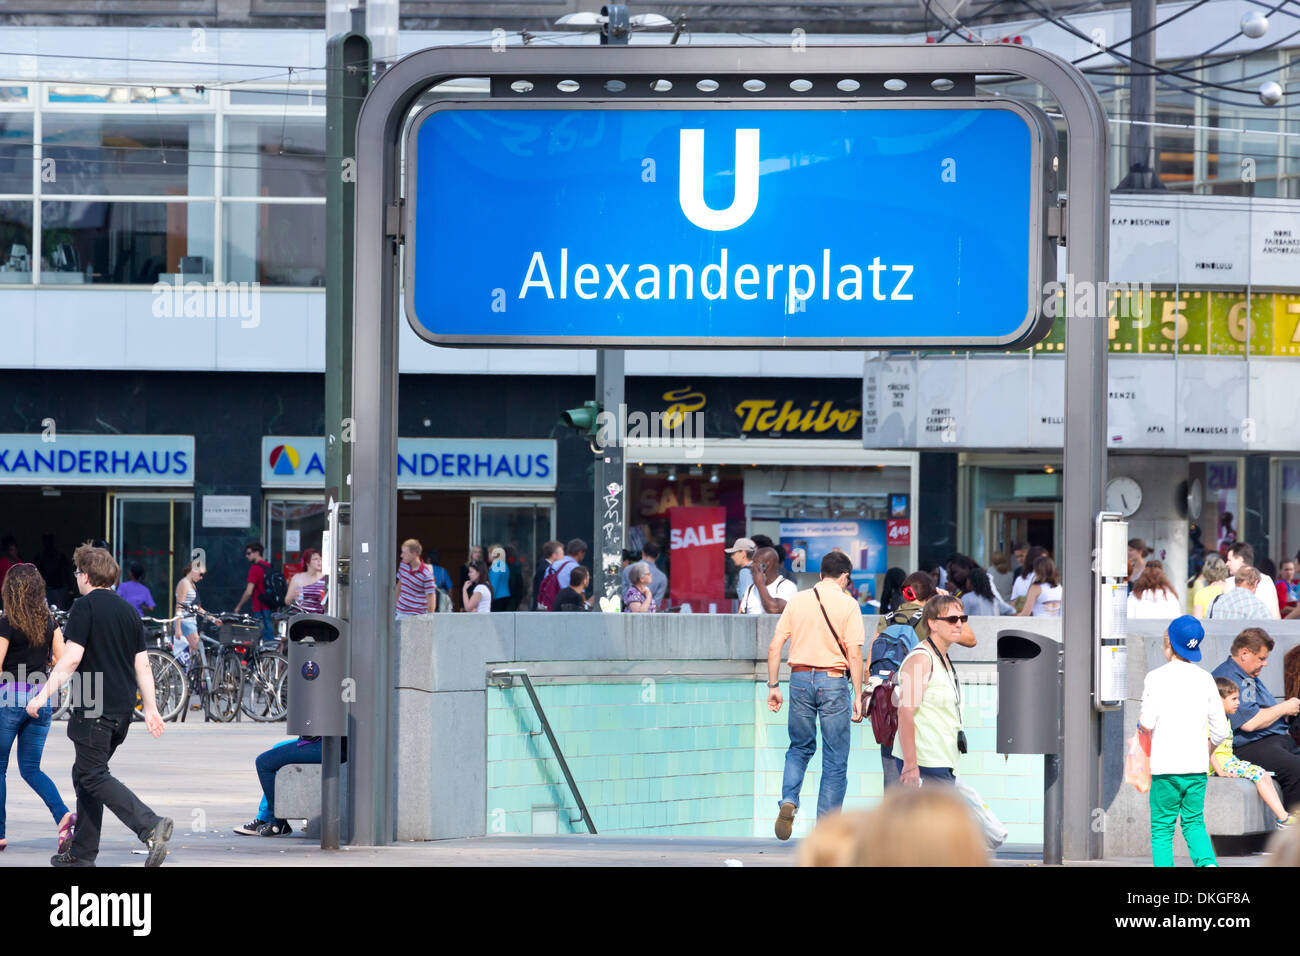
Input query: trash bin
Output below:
<box><xmin>996</xmin><ymin>629</ymin><xmax>1062</xmax><ymax>755</ymax></box>
<box><xmin>287</xmin><ymin>614</ymin><xmax>348</xmax><ymax>736</ymax></box>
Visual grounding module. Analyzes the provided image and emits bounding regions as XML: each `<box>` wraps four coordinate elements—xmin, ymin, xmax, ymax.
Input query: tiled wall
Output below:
<box><xmin>486</xmin><ymin>676</ymin><xmax>1044</xmax><ymax>844</ymax></box>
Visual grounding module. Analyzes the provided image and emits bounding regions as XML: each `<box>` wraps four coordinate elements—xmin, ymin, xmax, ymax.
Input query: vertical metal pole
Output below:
<box><xmin>594</xmin><ymin>350</ymin><xmax>625</xmax><ymax>606</ymax></box>
<box><xmin>1062</xmin><ymin>126</ymin><xmax>1110</xmax><ymax>860</ymax></box>
<box><xmin>1128</xmin><ymin>0</ymin><xmax>1156</xmax><ymax>181</ymax></box>
<box><xmin>321</xmin><ymin>736</ymin><xmax>341</xmax><ymax>849</ymax></box>
<box><xmin>1043</xmin><ymin>647</ymin><xmax>1064</xmax><ymax>864</ymax></box>
<box><xmin>325</xmin><ymin>30</ymin><xmax>368</xmax><ymax>848</ymax></box>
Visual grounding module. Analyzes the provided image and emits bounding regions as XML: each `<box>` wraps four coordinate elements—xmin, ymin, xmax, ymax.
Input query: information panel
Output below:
<box><xmin>405</xmin><ymin>101</ymin><xmax>1055</xmax><ymax>349</ymax></box>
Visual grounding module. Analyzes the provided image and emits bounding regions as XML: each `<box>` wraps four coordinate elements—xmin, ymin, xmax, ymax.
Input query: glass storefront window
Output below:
<box><xmin>41</xmin><ymin>200</ymin><xmax>214</xmax><ymax>284</ymax></box>
<box><xmin>0</xmin><ymin>201</ymin><xmax>34</xmax><ymax>284</ymax></box>
<box><xmin>46</xmin><ymin>85</ymin><xmax>207</xmax><ymax>105</ymax></box>
<box><xmin>0</xmin><ymin>113</ymin><xmax>33</xmax><ymax>193</ymax></box>
<box><xmin>224</xmin><ymin>117</ymin><xmax>325</xmax><ymax>197</ymax></box>
<box><xmin>223</xmin><ymin>202</ymin><xmax>324</xmax><ymax>286</ymax></box>
<box><xmin>41</xmin><ymin>114</ymin><xmax>214</xmax><ymax>196</ymax></box>
<box><xmin>1277</xmin><ymin>460</ymin><xmax>1300</xmax><ymax>565</ymax></box>
<box><xmin>1189</xmin><ymin>459</ymin><xmax>1241</xmax><ymax>564</ymax></box>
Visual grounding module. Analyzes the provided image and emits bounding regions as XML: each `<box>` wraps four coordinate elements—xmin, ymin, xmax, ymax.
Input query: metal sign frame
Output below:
<box><xmin>401</xmin><ymin>96</ymin><xmax>1058</xmax><ymax>350</ymax></box>
<box><xmin>351</xmin><ymin>44</ymin><xmax>1108</xmax><ymax>862</ymax></box>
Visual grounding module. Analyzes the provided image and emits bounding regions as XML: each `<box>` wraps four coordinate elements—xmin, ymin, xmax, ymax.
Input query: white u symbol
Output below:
<box><xmin>678</xmin><ymin>128</ymin><xmax>760</xmax><ymax>231</ymax></box>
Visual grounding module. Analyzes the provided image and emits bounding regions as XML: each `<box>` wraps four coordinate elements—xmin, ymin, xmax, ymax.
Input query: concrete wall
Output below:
<box><xmin>392</xmin><ymin>612</ymin><xmax>1062</xmax><ymax>843</ymax></box>
<box><xmin>1101</xmin><ymin>621</ymin><xmax>1300</xmax><ymax>859</ymax></box>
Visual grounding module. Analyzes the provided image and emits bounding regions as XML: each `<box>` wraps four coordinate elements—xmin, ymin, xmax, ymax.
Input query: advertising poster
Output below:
<box><xmin>668</xmin><ymin>506</ymin><xmax>726</xmax><ymax>613</ymax></box>
<box><xmin>779</xmin><ymin>519</ymin><xmax>889</xmax><ymax>582</ymax></box>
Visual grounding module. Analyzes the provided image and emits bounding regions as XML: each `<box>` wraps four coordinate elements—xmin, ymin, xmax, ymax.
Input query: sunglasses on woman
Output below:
<box><xmin>938</xmin><ymin>614</ymin><xmax>969</xmax><ymax>625</ymax></box>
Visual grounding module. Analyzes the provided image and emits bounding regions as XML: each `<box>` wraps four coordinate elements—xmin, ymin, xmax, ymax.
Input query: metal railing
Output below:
<box><xmin>489</xmin><ymin>668</ymin><xmax>597</xmax><ymax>834</ymax></box>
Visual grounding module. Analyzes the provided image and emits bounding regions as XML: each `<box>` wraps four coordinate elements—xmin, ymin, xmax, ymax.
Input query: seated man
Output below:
<box><xmin>1208</xmin><ymin>566</ymin><xmax>1269</xmax><ymax>620</ymax></box>
<box><xmin>234</xmin><ymin>735</ymin><xmax>349</xmax><ymax>837</ymax></box>
<box><xmin>1211</xmin><ymin>628</ymin><xmax>1300</xmax><ymax>819</ymax></box>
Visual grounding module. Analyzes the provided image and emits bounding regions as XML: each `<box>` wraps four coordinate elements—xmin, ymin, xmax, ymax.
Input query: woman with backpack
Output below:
<box><xmin>893</xmin><ymin>593</ymin><xmax>969</xmax><ymax>787</ymax></box>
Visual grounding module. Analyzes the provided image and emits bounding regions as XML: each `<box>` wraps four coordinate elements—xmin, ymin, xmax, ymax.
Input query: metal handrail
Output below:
<box><xmin>489</xmin><ymin>668</ymin><xmax>597</xmax><ymax>834</ymax></box>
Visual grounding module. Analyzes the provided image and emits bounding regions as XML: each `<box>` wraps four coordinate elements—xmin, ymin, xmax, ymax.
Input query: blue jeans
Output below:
<box><xmin>254</xmin><ymin>737</ymin><xmax>347</xmax><ymax>822</ymax></box>
<box><xmin>892</xmin><ymin>758</ymin><xmax>956</xmax><ymax>785</ymax></box>
<box><xmin>0</xmin><ymin>692</ymin><xmax>71</xmax><ymax>839</ymax></box>
<box><xmin>781</xmin><ymin>671</ymin><xmax>852</xmax><ymax>818</ymax></box>
<box><xmin>255</xmin><ymin>609</ymin><xmax>275</xmax><ymax>645</ymax></box>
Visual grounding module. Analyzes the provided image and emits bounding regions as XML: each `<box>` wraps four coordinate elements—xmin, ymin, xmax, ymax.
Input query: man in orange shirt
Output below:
<box><xmin>767</xmin><ymin>550</ymin><xmax>864</xmax><ymax>840</ymax></box>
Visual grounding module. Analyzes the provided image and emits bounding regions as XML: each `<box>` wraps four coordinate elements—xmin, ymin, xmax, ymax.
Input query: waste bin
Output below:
<box><xmin>287</xmin><ymin>614</ymin><xmax>348</xmax><ymax>736</ymax></box>
<box><xmin>996</xmin><ymin>629</ymin><xmax>1062</xmax><ymax>755</ymax></box>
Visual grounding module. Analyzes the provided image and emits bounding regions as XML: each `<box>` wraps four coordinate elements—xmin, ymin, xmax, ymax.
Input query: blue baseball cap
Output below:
<box><xmin>1168</xmin><ymin>615</ymin><xmax>1204</xmax><ymax>662</ymax></box>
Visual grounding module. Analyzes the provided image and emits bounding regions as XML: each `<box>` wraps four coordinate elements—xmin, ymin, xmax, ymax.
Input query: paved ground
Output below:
<box><xmin>0</xmin><ymin>721</ymin><xmax>1274</xmax><ymax>866</ymax></box>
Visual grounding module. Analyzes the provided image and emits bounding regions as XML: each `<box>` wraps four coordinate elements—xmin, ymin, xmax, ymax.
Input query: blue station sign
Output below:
<box><xmin>405</xmin><ymin>101</ymin><xmax>1056</xmax><ymax>349</ymax></box>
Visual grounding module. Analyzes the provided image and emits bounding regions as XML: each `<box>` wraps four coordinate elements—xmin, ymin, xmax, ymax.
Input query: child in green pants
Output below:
<box><xmin>1138</xmin><ymin>616</ymin><xmax>1232</xmax><ymax>867</ymax></box>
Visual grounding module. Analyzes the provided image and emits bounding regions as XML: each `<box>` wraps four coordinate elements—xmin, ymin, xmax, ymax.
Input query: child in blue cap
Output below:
<box><xmin>1138</xmin><ymin>615</ymin><xmax>1232</xmax><ymax>866</ymax></box>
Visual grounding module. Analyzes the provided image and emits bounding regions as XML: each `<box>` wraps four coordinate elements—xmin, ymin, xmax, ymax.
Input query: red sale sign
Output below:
<box><xmin>887</xmin><ymin>519</ymin><xmax>911</xmax><ymax>546</ymax></box>
<box><xmin>668</xmin><ymin>506</ymin><xmax>726</xmax><ymax>612</ymax></box>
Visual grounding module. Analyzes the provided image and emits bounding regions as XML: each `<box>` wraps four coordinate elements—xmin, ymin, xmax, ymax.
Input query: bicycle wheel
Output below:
<box><xmin>185</xmin><ymin>662</ymin><xmax>213</xmax><ymax>722</ymax></box>
<box><xmin>51</xmin><ymin>681</ymin><xmax>74</xmax><ymax>720</ymax></box>
<box><xmin>241</xmin><ymin>652</ymin><xmax>289</xmax><ymax>722</ymax></box>
<box><xmin>136</xmin><ymin>650</ymin><xmax>188</xmax><ymax>722</ymax></box>
<box><xmin>205</xmin><ymin>648</ymin><xmax>244</xmax><ymax>723</ymax></box>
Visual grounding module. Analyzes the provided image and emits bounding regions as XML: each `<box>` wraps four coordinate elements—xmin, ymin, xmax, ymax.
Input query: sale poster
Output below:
<box><xmin>667</xmin><ymin>506</ymin><xmax>726</xmax><ymax>612</ymax></box>
<box><xmin>886</xmin><ymin>519</ymin><xmax>911</xmax><ymax>546</ymax></box>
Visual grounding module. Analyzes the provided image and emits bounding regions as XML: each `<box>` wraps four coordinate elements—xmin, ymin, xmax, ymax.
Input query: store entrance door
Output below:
<box><xmin>112</xmin><ymin>494</ymin><xmax>194</xmax><ymax>618</ymax></box>
<box><xmin>985</xmin><ymin>503</ymin><xmax>1059</xmax><ymax>562</ymax></box>
<box><xmin>471</xmin><ymin>497</ymin><xmax>555</xmax><ymax>611</ymax></box>
<box><xmin>265</xmin><ymin>497</ymin><xmax>329</xmax><ymax>574</ymax></box>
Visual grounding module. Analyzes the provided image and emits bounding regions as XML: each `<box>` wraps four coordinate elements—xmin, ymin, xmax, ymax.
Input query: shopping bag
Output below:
<box><xmin>953</xmin><ymin>775</ymin><xmax>1008</xmax><ymax>850</ymax></box>
<box><xmin>1124</xmin><ymin>730</ymin><xmax>1152</xmax><ymax>793</ymax></box>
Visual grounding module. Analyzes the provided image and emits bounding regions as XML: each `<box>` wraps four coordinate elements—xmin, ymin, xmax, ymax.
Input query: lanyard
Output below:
<box><xmin>925</xmin><ymin>637</ymin><xmax>963</xmax><ymax>723</ymax></box>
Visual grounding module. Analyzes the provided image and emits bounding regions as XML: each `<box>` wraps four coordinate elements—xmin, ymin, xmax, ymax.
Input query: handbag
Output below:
<box><xmin>1124</xmin><ymin>727</ymin><xmax>1152</xmax><ymax>793</ymax></box>
<box><xmin>954</xmin><ymin>775</ymin><xmax>1007</xmax><ymax>849</ymax></box>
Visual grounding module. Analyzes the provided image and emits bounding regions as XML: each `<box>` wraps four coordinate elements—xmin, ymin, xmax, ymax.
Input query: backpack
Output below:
<box><xmin>537</xmin><ymin>561</ymin><xmax>568</xmax><ymax>611</ymax></box>
<box><xmin>258</xmin><ymin>561</ymin><xmax>288</xmax><ymax>610</ymax></box>
<box><xmin>868</xmin><ymin>607</ymin><xmax>924</xmax><ymax>679</ymax></box>
<box><xmin>865</xmin><ymin>607</ymin><xmax>924</xmax><ymax>747</ymax></box>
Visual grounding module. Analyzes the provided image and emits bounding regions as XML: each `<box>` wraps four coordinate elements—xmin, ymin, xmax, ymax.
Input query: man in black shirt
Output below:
<box><xmin>553</xmin><ymin>566</ymin><xmax>591</xmax><ymax>612</ymax></box>
<box><xmin>26</xmin><ymin>544</ymin><xmax>173</xmax><ymax>867</ymax></box>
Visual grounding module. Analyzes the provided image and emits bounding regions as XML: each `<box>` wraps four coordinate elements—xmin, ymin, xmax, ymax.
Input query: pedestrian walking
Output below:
<box><xmin>285</xmin><ymin>547</ymin><xmax>327</xmax><ymax>614</ymax></box>
<box><xmin>1009</xmin><ymin>545</ymin><xmax>1048</xmax><ymax>612</ymax></box>
<box><xmin>1139</xmin><ymin>615</ymin><xmax>1231</xmax><ymax>867</ymax></box>
<box><xmin>768</xmin><ymin>551</ymin><xmax>864</xmax><ymax>839</ymax></box>
<box><xmin>894</xmin><ymin>593</ymin><xmax>969</xmax><ymax>788</ymax></box>
<box><xmin>0</xmin><ymin>564</ymin><xmax>75</xmax><ymax>853</ymax></box>
<box><xmin>396</xmin><ymin>539</ymin><xmax>437</xmax><ymax>619</ymax></box>
<box><xmin>957</xmin><ymin>563</ymin><xmax>1015</xmax><ymax>616</ymax></box>
<box><xmin>233</xmin><ymin>541</ymin><xmax>275</xmax><ymax>644</ymax></box>
<box><xmin>623</xmin><ymin>561</ymin><xmax>656</xmax><ymax>613</ymax></box>
<box><xmin>488</xmin><ymin>546</ymin><xmax>511</xmax><ymax>612</ymax></box>
<box><xmin>116</xmin><ymin>563</ymin><xmax>156</xmax><ymax>618</ymax></box>
<box><xmin>536</xmin><ymin>541</ymin><xmax>575</xmax><ymax>612</ymax></box>
<box><xmin>1015</xmin><ymin>555</ymin><xmax>1062</xmax><ymax>617</ymax></box>
<box><xmin>25</xmin><ymin>544</ymin><xmax>172</xmax><ymax>867</ymax></box>
<box><xmin>172</xmin><ymin>559</ymin><xmax>205</xmax><ymax>667</ymax></box>
<box><xmin>462</xmin><ymin>560</ymin><xmax>492</xmax><ymax>613</ymax></box>
<box><xmin>1127</xmin><ymin>560</ymin><xmax>1183</xmax><ymax>619</ymax></box>
<box><xmin>726</xmin><ymin>537</ymin><xmax>757</xmax><ymax>609</ymax></box>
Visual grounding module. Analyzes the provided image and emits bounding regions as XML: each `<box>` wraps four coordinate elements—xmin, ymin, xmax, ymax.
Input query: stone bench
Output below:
<box><xmin>1205</xmin><ymin>775</ymin><xmax>1282</xmax><ymax>836</ymax></box>
<box><xmin>274</xmin><ymin>763</ymin><xmax>347</xmax><ymax>839</ymax></box>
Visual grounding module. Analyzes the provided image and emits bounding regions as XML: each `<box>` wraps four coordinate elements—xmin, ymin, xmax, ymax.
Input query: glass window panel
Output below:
<box><xmin>0</xmin><ymin>113</ymin><xmax>32</xmax><ymax>193</ymax></box>
<box><xmin>228</xmin><ymin>89</ymin><xmax>314</xmax><ymax>107</ymax></box>
<box><xmin>41</xmin><ymin>200</ymin><xmax>213</xmax><ymax>284</ymax></box>
<box><xmin>223</xmin><ymin>202</ymin><xmax>324</xmax><ymax>286</ymax></box>
<box><xmin>0</xmin><ymin>200</ymin><xmax>34</xmax><ymax>284</ymax></box>
<box><xmin>1281</xmin><ymin>461</ymin><xmax>1300</xmax><ymax>567</ymax></box>
<box><xmin>41</xmin><ymin>114</ymin><xmax>214</xmax><ymax>196</ymax></box>
<box><xmin>46</xmin><ymin>85</ymin><xmax>207</xmax><ymax>105</ymax></box>
<box><xmin>1153</xmin><ymin>81</ymin><xmax>1195</xmax><ymax>191</ymax></box>
<box><xmin>224</xmin><ymin>117</ymin><xmax>325</xmax><ymax>197</ymax></box>
<box><xmin>0</xmin><ymin>87</ymin><xmax>28</xmax><ymax>104</ymax></box>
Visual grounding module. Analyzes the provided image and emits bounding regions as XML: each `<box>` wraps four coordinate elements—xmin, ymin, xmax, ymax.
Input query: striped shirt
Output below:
<box><xmin>299</xmin><ymin>577</ymin><xmax>327</xmax><ymax>614</ymax></box>
<box><xmin>396</xmin><ymin>561</ymin><xmax>435</xmax><ymax>616</ymax></box>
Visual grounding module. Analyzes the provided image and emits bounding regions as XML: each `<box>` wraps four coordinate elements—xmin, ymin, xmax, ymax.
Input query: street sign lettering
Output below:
<box><xmin>405</xmin><ymin>102</ymin><xmax>1055</xmax><ymax>349</ymax></box>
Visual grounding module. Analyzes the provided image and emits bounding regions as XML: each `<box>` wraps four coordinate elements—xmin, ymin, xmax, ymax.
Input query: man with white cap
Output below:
<box><xmin>725</xmin><ymin>537</ymin><xmax>756</xmax><ymax>611</ymax></box>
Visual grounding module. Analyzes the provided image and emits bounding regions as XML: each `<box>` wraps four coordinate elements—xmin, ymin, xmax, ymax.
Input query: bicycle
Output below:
<box><xmin>190</xmin><ymin>611</ymin><xmax>289</xmax><ymax>722</ymax></box>
<box><xmin>136</xmin><ymin>617</ymin><xmax>189</xmax><ymax>723</ymax></box>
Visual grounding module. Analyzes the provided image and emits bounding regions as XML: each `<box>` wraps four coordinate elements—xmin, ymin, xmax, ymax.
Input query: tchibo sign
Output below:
<box><xmin>262</xmin><ymin>437</ymin><xmax>557</xmax><ymax>490</ymax></box>
<box><xmin>405</xmin><ymin>103</ymin><xmax>1054</xmax><ymax>350</ymax></box>
<box><xmin>0</xmin><ymin>435</ymin><xmax>194</xmax><ymax>486</ymax></box>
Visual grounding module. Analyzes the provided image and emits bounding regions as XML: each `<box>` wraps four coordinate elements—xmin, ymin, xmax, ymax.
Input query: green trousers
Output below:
<box><xmin>1149</xmin><ymin>773</ymin><xmax>1217</xmax><ymax>867</ymax></box>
